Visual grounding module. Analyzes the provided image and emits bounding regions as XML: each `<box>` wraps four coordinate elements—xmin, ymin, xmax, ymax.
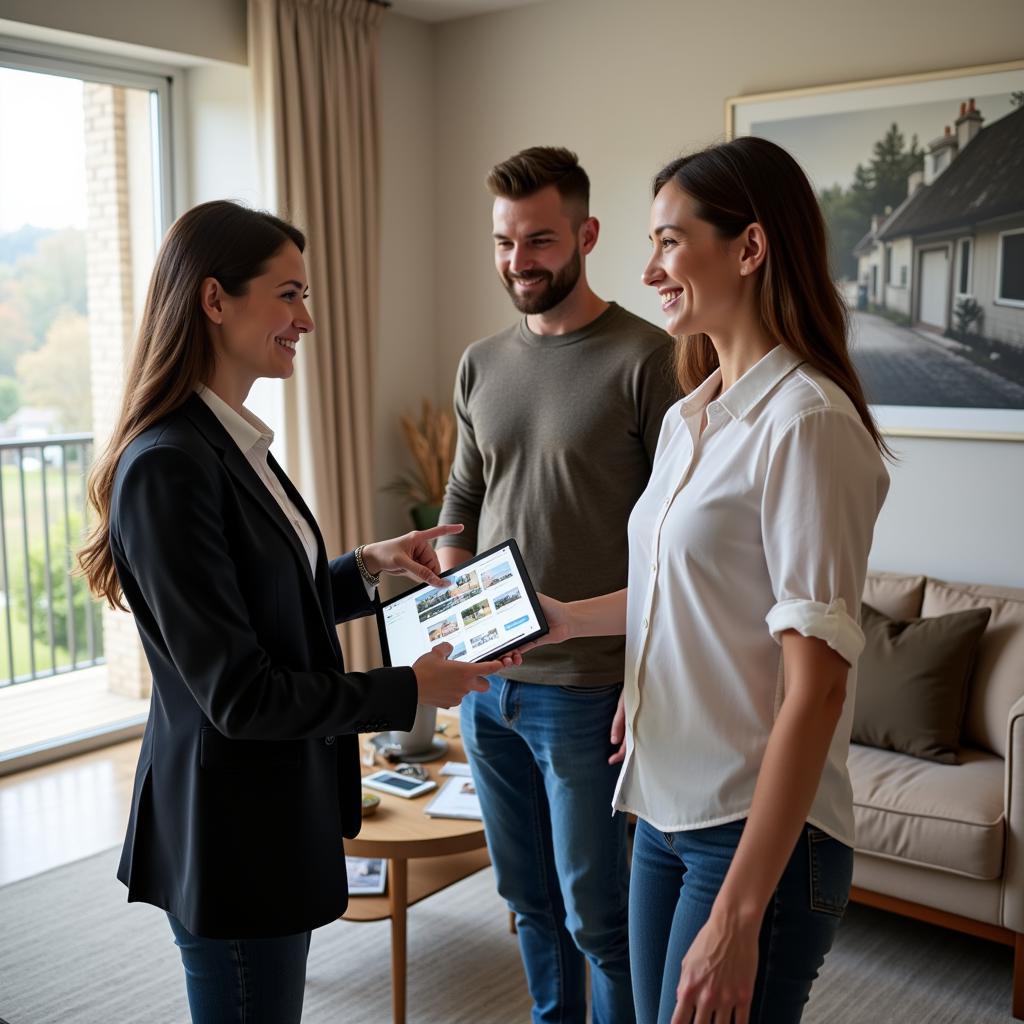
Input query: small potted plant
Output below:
<box><xmin>384</xmin><ymin>399</ymin><xmax>456</xmax><ymax>530</ymax></box>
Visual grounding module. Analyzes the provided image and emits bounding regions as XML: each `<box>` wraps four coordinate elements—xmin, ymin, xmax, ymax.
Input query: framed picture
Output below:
<box><xmin>727</xmin><ymin>60</ymin><xmax>1024</xmax><ymax>440</ymax></box>
<box><xmin>345</xmin><ymin>856</ymin><xmax>387</xmax><ymax>895</ymax></box>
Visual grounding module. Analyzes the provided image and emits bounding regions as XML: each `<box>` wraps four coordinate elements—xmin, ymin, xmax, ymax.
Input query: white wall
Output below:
<box><xmin>432</xmin><ymin>0</ymin><xmax>1024</xmax><ymax>586</ymax></box>
<box><xmin>184</xmin><ymin>64</ymin><xmax>261</xmax><ymax>207</ymax></box>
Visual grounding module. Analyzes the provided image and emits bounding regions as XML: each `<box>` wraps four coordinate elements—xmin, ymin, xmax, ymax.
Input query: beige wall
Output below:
<box><xmin>430</xmin><ymin>0</ymin><xmax>1024</xmax><ymax>586</ymax></box>
<box><xmin>374</xmin><ymin>14</ymin><xmax>440</xmax><ymax>539</ymax></box>
<box><xmin>0</xmin><ymin>0</ymin><xmax>246</xmax><ymax>63</ymax></box>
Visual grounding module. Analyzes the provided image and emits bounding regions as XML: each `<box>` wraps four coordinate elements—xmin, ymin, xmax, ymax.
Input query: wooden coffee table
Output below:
<box><xmin>341</xmin><ymin>719</ymin><xmax>490</xmax><ymax>1024</ymax></box>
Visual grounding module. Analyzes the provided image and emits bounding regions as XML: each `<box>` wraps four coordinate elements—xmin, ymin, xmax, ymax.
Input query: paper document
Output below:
<box><xmin>425</xmin><ymin>776</ymin><xmax>483</xmax><ymax>820</ymax></box>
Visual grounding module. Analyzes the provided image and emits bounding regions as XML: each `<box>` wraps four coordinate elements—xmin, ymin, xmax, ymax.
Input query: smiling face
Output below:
<box><xmin>492</xmin><ymin>185</ymin><xmax>589</xmax><ymax>315</ymax></box>
<box><xmin>203</xmin><ymin>241</ymin><xmax>314</xmax><ymax>393</ymax></box>
<box><xmin>642</xmin><ymin>179</ymin><xmax>753</xmax><ymax>338</ymax></box>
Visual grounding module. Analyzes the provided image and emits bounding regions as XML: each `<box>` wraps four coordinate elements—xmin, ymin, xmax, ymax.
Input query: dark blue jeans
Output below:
<box><xmin>461</xmin><ymin>678</ymin><xmax>634</xmax><ymax>1024</ymax></box>
<box><xmin>167</xmin><ymin>914</ymin><xmax>312</xmax><ymax>1024</ymax></box>
<box><xmin>629</xmin><ymin>818</ymin><xmax>852</xmax><ymax>1024</ymax></box>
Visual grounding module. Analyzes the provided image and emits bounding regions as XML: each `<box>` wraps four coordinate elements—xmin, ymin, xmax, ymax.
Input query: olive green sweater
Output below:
<box><xmin>437</xmin><ymin>302</ymin><xmax>678</xmax><ymax>685</ymax></box>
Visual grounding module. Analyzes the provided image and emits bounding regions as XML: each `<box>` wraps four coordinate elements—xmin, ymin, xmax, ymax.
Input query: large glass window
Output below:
<box><xmin>0</xmin><ymin>45</ymin><xmax>171</xmax><ymax>693</ymax></box>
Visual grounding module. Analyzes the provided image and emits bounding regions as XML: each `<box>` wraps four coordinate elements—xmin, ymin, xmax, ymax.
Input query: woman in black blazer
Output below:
<box><xmin>79</xmin><ymin>200</ymin><xmax>509</xmax><ymax>1024</ymax></box>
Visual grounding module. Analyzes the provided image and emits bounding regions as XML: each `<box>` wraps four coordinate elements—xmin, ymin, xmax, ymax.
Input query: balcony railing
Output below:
<box><xmin>0</xmin><ymin>435</ymin><xmax>104</xmax><ymax>687</ymax></box>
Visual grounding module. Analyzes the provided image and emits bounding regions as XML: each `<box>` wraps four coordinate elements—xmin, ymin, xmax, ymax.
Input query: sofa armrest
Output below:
<box><xmin>1003</xmin><ymin>694</ymin><xmax>1024</xmax><ymax>932</ymax></box>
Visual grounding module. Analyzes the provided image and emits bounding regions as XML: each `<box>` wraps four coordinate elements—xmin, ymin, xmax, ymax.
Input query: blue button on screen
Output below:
<box><xmin>504</xmin><ymin>615</ymin><xmax>530</xmax><ymax>631</ymax></box>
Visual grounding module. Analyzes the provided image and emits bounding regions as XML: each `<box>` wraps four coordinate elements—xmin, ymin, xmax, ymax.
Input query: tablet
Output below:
<box><xmin>376</xmin><ymin>539</ymin><xmax>549</xmax><ymax>667</ymax></box>
<box><xmin>362</xmin><ymin>770</ymin><xmax>437</xmax><ymax>799</ymax></box>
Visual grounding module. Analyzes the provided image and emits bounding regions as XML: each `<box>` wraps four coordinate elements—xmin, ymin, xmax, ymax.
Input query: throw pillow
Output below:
<box><xmin>852</xmin><ymin>602</ymin><xmax>992</xmax><ymax>764</ymax></box>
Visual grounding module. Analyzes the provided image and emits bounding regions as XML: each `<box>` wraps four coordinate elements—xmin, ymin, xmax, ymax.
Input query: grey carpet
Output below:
<box><xmin>0</xmin><ymin>848</ymin><xmax>1013</xmax><ymax>1023</ymax></box>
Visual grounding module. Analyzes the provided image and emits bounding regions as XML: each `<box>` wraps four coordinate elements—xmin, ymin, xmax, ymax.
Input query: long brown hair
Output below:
<box><xmin>653</xmin><ymin>137</ymin><xmax>890</xmax><ymax>456</ymax></box>
<box><xmin>78</xmin><ymin>200</ymin><xmax>305</xmax><ymax>609</ymax></box>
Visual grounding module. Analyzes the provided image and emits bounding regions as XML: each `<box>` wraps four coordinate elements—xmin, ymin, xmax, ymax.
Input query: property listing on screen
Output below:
<box><xmin>382</xmin><ymin>544</ymin><xmax>540</xmax><ymax>666</ymax></box>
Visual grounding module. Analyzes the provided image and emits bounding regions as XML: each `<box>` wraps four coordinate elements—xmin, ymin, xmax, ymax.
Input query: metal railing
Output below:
<box><xmin>0</xmin><ymin>435</ymin><xmax>104</xmax><ymax>687</ymax></box>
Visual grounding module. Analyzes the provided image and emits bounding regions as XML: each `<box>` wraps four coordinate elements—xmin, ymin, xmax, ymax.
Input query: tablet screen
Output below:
<box><xmin>378</xmin><ymin>539</ymin><xmax>547</xmax><ymax>667</ymax></box>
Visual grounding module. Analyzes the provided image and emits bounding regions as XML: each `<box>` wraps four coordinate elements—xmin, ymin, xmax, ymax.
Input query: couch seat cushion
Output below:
<box><xmin>849</xmin><ymin>742</ymin><xmax>1004</xmax><ymax>879</ymax></box>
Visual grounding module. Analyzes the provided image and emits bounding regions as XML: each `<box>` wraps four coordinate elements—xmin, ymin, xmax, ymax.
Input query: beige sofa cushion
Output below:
<box><xmin>853</xmin><ymin>603</ymin><xmax>991</xmax><ymax>763</ymax></box>
<box><xmin>921</xmin><ymin>579</ymin><xmax>1024</xmax><ymax>757</ymax></box>
<box><xmin>864</xmin><ymin>571</ymin><xmax>925</xmax><ymax>621</ymax></box>
<box><xmin>849</xmin><ymin>742</ymin><xmax>1004</xmax><ymax>880</ymax></box>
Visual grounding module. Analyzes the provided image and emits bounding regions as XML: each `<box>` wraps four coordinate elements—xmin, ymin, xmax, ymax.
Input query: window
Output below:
<box><xmin>0</xmin><ymin>40</ymin><xmax>173</xmax><ymax>693</ymax></box>
<box><xmin>997</xmin><ymin>230</ymin><xmax>1024</xmax><ymax>306</ymax></box>
<box><xmin>958</xmin><ymin>238</ymin><xmax>973</xmax><ymax>295</ymax></box>
<box><xmin>900</xmin><ymin>265</ymin><xmax>908</xmax><ymax>287</ymax></box>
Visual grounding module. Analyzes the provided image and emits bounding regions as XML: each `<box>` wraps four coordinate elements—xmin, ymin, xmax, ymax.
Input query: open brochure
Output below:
<box><xmin>425</xmin><ymin>776</ymin><xmax>482</xmax><ymax>820</ymax></box>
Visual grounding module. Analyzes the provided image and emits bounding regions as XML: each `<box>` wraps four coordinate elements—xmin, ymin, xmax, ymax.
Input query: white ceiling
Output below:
<box><xmin>388</xmin><ymin>0</ymin><xmax>552</xmax><ymax>23</ymax></box>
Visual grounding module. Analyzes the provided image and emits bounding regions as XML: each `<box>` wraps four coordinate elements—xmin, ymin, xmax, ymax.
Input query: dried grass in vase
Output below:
<box><xmin>384</xmin><ymin>399</ymin><xmax>456</xmax><ymax>509</ymax></box>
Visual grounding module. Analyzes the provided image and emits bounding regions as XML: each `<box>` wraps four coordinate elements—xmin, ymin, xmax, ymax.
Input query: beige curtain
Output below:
<box><xmin>249</xmin><ymin>0</ymin><xmax>383</xmax><ymax>668</ymax></box>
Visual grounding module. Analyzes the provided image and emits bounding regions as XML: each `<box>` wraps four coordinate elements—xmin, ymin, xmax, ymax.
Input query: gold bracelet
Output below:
<box><xmin>355</xmin><ymin>544</ymin><xmax>382</xmax><ymax>588</ymax></box>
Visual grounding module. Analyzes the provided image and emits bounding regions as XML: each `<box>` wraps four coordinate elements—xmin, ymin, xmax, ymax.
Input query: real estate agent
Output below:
<box><xmin>78</xmin><ymin>200</ymin><xmax>511</xmax><ymax>1024</ymax></box>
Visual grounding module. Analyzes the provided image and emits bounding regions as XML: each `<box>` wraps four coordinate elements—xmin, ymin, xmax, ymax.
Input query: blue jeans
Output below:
<box><xmin>629</xmin><ymin>818</ymin><xmax>853</xmax><ymax>1024</ymax></box>
<box><xmin>167</xmin><ymin>914</ymin><xmax>312</xmax><ymax>1024</ymax></box>
<box><xmin>461</xmin><ymin>678</ymin><xmax>634</xmax><ymax>1024</ymax></box>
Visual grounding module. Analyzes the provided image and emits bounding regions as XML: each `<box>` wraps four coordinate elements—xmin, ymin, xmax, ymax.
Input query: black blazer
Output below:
<box><xmin>111</xmin><ymin>394</ymin><xmax>417</xmax><ymax>939</ymax></box>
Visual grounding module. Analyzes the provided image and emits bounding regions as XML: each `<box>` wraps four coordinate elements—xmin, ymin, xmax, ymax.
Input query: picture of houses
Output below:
<box><xmin>481</xmin><ymin>562</ymin><xmax>514</xmax><ymax>589</ymax></box>
<box><xmin>493</xmin><ymin>587</ymin><xmax>522</xmax><ymax>611</ymax></box>
<box><xmin>415</xmin><ymin>570</ymin><xmax>483</xmax><ymax>623</ymax></box>
<box><xmin>427</xmin><ymin>615</ymin><xmax>460</xmax><ymax>642</ymax></box>
<box><xmin>850</xmin><ymin>99</ymin><xmax>1024</xmax><ymax>409</ymax></box>
<box><xmin>460</xmin><ymin>598</ymin><xmax>493</xmax><ymax>627</ymax></box>
<box><xmin>469</xmin><ymin>628</ymin><xmax>500</xmax><ymax>651</ymax></box>
<box><xmin>736</xmin><ymin>70</ymin><xmax>1024</xmax><ymax>433</ymax></box>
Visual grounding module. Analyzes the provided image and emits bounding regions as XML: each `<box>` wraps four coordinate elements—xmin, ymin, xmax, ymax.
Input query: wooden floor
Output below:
<box><xmin>0</xmin><ymin>667</ymin><xmax>149</xmax><ymax>757</ymax></box>
<box><xmin>0</xmin><ymin>738</ymin><xmax>141</xmax><ymax>886</ymax></box>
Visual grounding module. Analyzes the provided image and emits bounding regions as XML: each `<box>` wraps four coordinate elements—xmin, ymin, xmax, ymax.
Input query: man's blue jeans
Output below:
<box><xmin>461</xmin><ymin>678</ymin><xmax>634</xmax><ymax>1024</ymax></box>
<box><xmin>167</xmin><ymin>914</ymin><xmax>311</xmax><ymax>1024</ymax></box>
<box><xmin>629</xmin><ymin>817</ymin><xmax>853</xmax><ymax>1024</ymax></box>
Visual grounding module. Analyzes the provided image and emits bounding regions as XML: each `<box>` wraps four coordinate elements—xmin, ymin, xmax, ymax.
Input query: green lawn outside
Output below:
<box><xmin>0</xmin><ymin>451</ymin><xmax>100</xmax><ymax>682</ymax></box>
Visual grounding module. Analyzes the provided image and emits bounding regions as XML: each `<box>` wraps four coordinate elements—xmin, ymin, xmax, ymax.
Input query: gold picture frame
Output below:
<box><xmin>727</xmin><ymin>59</ymin><xmax>1024</xmax><ymax>441</ymax></box>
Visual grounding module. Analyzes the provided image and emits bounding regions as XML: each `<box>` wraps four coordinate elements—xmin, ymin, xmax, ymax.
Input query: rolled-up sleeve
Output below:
<box><xmin>761</xmin><ymin>407</ymin><xmax>889</xmax><ymax>666</ymax></box>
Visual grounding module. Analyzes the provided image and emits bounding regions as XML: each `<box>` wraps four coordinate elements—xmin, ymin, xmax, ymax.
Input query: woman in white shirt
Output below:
<box><xmin>536</xmin><ymin>138</ymin><xmax>890</xmax><ymax>1023</ymax></box>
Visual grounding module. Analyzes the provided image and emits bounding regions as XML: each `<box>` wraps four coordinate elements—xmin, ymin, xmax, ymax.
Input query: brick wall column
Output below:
<box><xmin>83</xmin><ymin>84</ymin><xmax>151</xmax><ymax>701</ymax></box>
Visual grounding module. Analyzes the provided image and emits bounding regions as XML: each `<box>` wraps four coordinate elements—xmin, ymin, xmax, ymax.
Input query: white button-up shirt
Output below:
<box><xmin>196</xmin><ymin>385</ymin><xmax>320</xmax><ymax>575</ymax></box>
<box><xmin>612</xmin><ymin>345</ymin><xmax>889</xmax><ymax>846</ymax></box>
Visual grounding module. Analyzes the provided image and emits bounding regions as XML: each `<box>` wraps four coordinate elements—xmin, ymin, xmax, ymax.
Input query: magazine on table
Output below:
<box><xmin>346</xmin><ymin>856</ymin><xmax>387</xmax><ymax>895</ymax></box>
<box><xmin>425</xmin><ymin>776</ymin><xmax>483</xmax><ymax>820</ymax></box>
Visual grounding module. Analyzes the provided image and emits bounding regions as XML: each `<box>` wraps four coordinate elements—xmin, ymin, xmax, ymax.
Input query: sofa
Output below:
<box><xmin>851</xmin><ymin>571</ymin><xmax>1024</xmax><ymax>1019</ymax></box>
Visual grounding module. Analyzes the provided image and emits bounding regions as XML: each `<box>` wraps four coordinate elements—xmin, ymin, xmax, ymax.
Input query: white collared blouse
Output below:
<box><xmin>196</xmin><ymin>385</ymin><xmax>320</xmax><ymax>575</ymax></box>
<box><xmin>612</xmin><ymin>345</ymin><xmax>889</xmax><ymax>846</ymax></box>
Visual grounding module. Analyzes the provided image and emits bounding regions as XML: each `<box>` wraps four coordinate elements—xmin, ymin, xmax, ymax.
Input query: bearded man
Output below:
<box><xmin>436</xmin><ymin>146</ymin><xmax>677</xmax><ymax>1024</ymax></box>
